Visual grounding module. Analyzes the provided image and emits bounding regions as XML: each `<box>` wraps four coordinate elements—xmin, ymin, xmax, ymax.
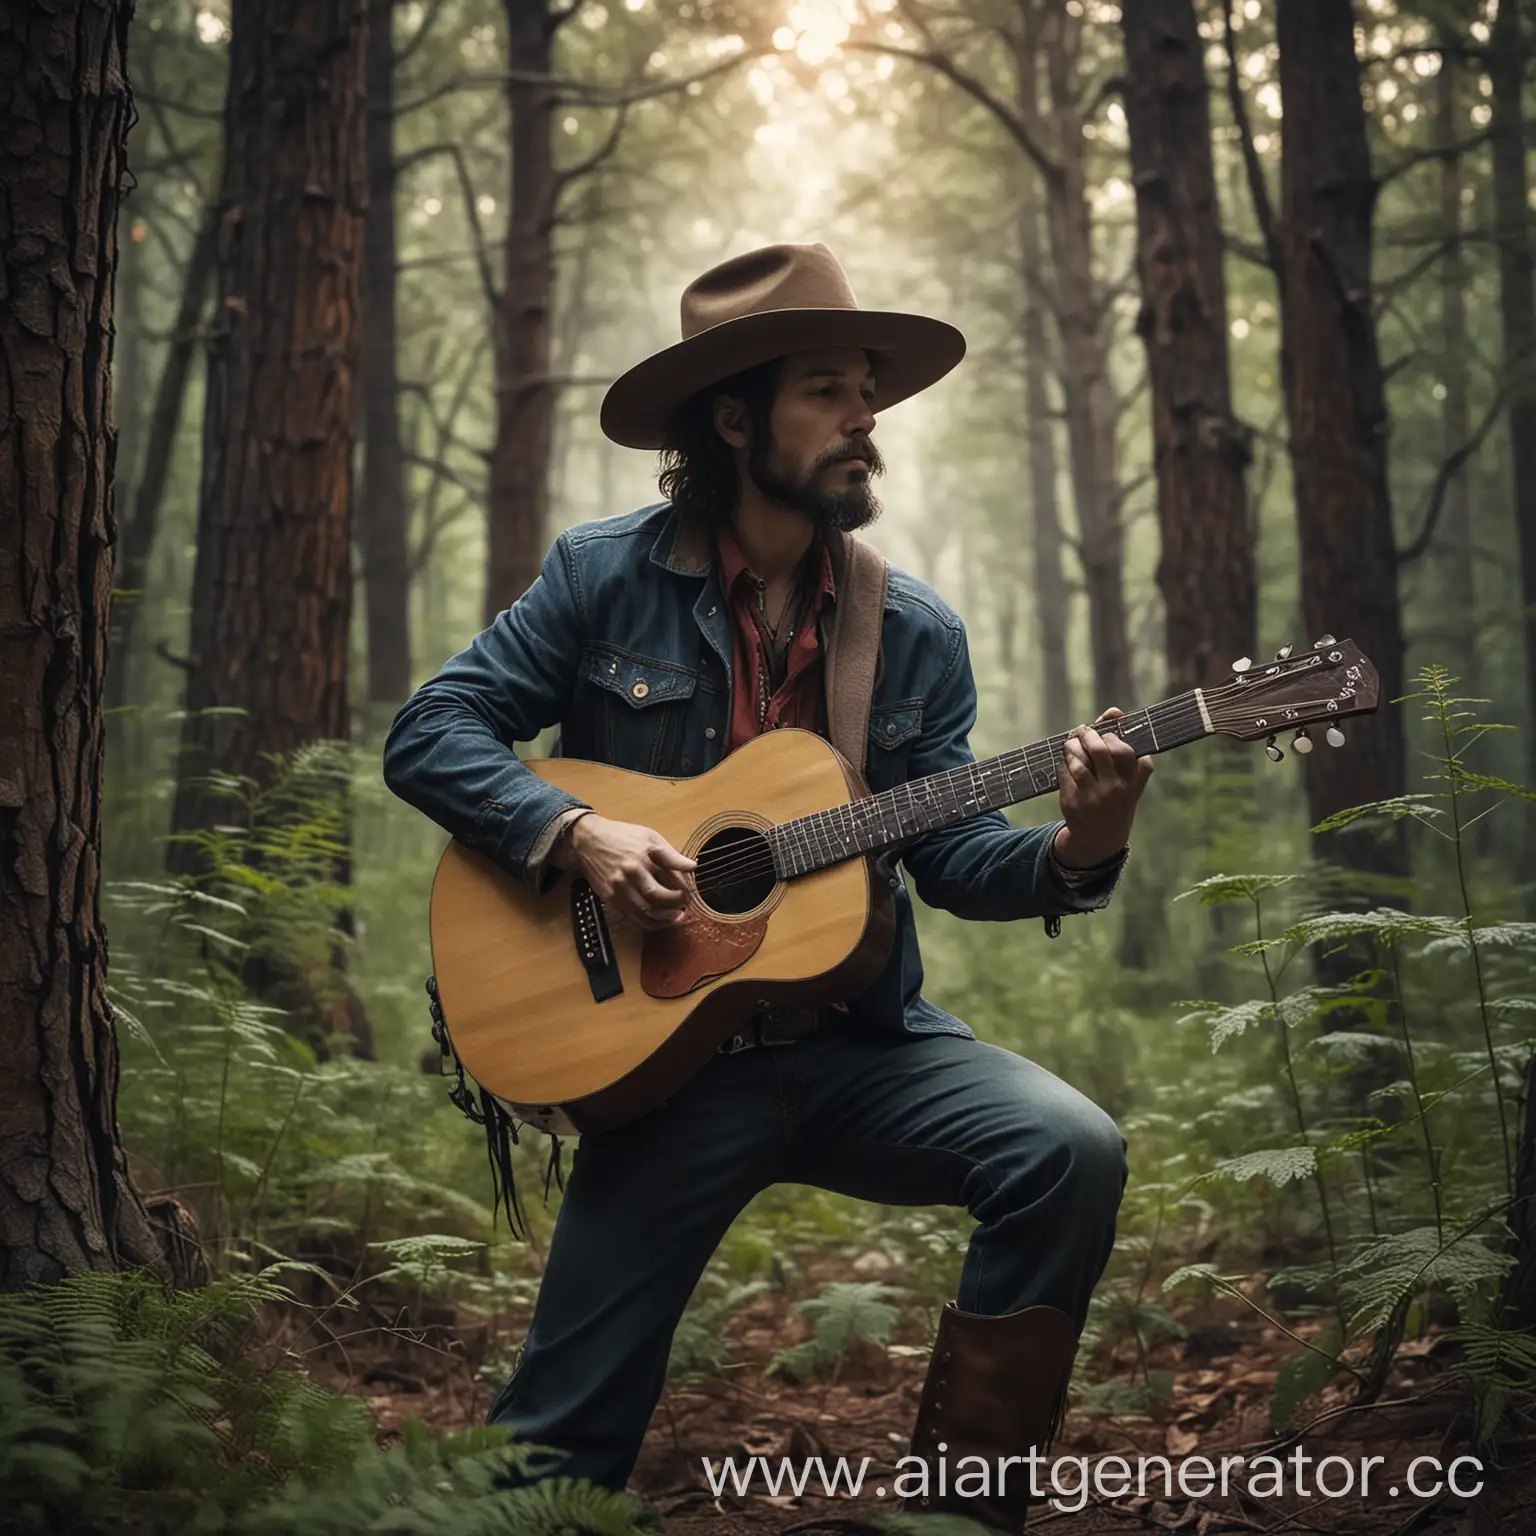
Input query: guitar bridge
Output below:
<box><xmin>570</xmin><ymin>877</ymin><xmax>622</xmax><ymax>1002</ymax></box>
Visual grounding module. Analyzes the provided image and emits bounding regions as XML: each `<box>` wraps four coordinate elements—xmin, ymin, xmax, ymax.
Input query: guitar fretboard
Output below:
<box><xmin>768</xmin><ymin>690</ymin><xmax>1211</xmax><ymax>878</ymax></box>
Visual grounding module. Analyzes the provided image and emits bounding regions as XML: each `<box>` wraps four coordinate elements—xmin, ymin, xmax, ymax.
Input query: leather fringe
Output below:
<box><xmin>542</xmin><ymin>1134</ymin><xmax>567</xmax><ymax>1200</ymax></box>
<box><xmin>479</xmin><ymin>1087</ymin><xmax>529</xmax><ymax>1240</ymax></box>
<box><xmin>427</xmin><ymin>974</ymin><xmax>559</xmax><ymax>1242</ymax></box>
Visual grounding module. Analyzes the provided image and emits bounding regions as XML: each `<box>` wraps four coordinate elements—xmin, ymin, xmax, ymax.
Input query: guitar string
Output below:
<box><xmin>681</xmin><ymin>699</ymin><xmax>1210</xmax><ymax>890</ymax></box>
<box><xmin>589</xmin><ymin>676</ymin><xmax>1350</xmax><ymax>904</ymax></box>
<box><xmin>670</xmin><ymin>698</ymin><xmax>1213</xmax><ymax>893</ymax></box>
<box><xmin>589</xmin><ymin>687</ymin><xmax>1353</xmax><ymax>927</ymax></box>
<box><xmin>680</xmin><ymin>679</ymin><xmax>1345</xmax><ymax>893</ymax></box>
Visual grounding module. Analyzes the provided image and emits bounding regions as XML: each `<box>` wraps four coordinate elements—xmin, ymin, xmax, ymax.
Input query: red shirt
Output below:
<box><xmin>714</xmin><ymin>524</ymin><xmax>837</xmax><ymax>754</ymax></box>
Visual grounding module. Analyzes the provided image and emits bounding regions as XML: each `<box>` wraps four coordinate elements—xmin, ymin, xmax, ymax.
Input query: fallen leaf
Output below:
<box><xmin>1166</xmin><ymin>1425</ymin><xmax>1200</xmax><ymax>1456</ymax></box>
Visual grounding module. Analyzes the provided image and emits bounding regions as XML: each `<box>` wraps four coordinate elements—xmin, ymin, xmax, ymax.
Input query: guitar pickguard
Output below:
<box><xmin>640</xmin><ymin>906</ymin><xmax>769</xmax><ymax>999</ymax></box>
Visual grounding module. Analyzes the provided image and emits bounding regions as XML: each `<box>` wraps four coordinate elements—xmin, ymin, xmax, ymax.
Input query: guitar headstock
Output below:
<box><xmin>1202</xmin><ymin>637</ymin><xmax>1379</xmax><ymax>755</ymax></box>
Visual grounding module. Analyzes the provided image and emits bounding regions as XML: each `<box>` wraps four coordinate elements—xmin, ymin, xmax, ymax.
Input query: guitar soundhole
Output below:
<box><xmin>693</xmin><ymin>825</ymin><xmax>776</xmax><ymax>916</ymax></box>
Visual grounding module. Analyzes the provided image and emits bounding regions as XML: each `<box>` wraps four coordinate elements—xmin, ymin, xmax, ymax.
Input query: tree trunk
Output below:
<box><xmin>114</xmin><ymin>211</ymin><xmax>148</xmax><ymax>501</ymax></box>
<box><xmin>1015</xmin><ymin>30</ymin><xmax>1073</xmax><ymax>736</ymax></box>
<box><xmin>106</xmin><ymin>213</ymin><xmax>216</xmax><ymax>713</ymax></box>
<box><xmin>549</xmin><ymin>187</ymin><xmax>599</xmax><ymax>520</ymax></box>
<box><xmin>1122</xmin><ymin>0</ymin><xmax>1255</xmax><ymax>692</ymax></box>
<box><xmin>361</xmin><ymin>0</ymin><xmax>412</xmax><ymax>703</ymax></box>
<box><xmin>1435</xmin><ymin>40</ymin><xmax>1476</xmax><ymax>671</ymax></box>
<box><xmin>0</xmin><ymin>0</ymin><xmax>170</xmax><ymax>1289</ymax></box>
<box><xmin>1504</xmin><ymin>1047</ymin><xmax>1536</xmax><ymax>1329</ymax></box>
<box><xmin>168</xmin><ymin>0</ymin><xmax>371</xmax><ymax>1054</ymax></box>
<box><xmin>1021</xmin><ymin>221</ymin><xmax>1074</xmax><ymax>733</ymax></box>
<box><xmin>1042</xmin><ymin>9</ymin><xmax>1133</xmax><ymax>711</ymax></box>
<box><xmin>486</xmin><ymin>0</ymin><xmax>559</xmax><ymax>622</ymax></box>
<box><xmin>1273</xmin><ymin>0</ymin><xmax>1405</xmax><ymax>869</ymax></box>
<box><xmin>1489</xmin><ymin>0</ymin><xmax>1536</xmax><ymax>786</ymax></box>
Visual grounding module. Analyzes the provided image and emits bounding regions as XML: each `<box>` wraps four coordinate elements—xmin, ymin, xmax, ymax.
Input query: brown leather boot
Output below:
<box><xmin>903</xmin><ymin>1302</ymin><xmax>1078</xmax><ymax>1533</ymax></box>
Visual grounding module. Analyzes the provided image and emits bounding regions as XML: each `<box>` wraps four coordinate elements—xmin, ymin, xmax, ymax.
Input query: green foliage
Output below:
<box><xmin>1339</xmin><ymin>1227</ymin><xmax>1512</xmax><ymax>1335</ymax></box>
<box><xmin>1205</xmin><ymin>1146</ymin><xmax>1319</xmax><ymax>1189</ymax></box>
<box><xmin>1152</xmin><ymin>674</ymin><xmax>1536</xmax><ymax>1430</ymax></box>
<box><xmin>667</xmin><ymin>1273</ymin><xmax>772</xmax><ymax>1379</ymax></box>
<box><xmin>0</xmin><ymin>1269</ymin><xmax>660</xmax><ymax>1535</ymax></box>
<box><xmin>1174</xmin><ymin>873</ymin><xmax>1300</xmax><ymax>907</ymax></box>
<box><xmin>1452</xmin><ymin>1320</ymin><xmax>1536</xmax><ymax>1446</ymax></box>
<box><xmin>1270</xmin><ymin>1320</ymin><xmax>1343</xmax><ymax>1432</ymax></box>
<box><xmin>766</xmin><ymin>1282</ymin><xmax>901</xmax><ymax>1383</ymax></box>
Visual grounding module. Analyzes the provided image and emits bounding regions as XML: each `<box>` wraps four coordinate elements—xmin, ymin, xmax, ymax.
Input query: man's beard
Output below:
<box><xmin>747</xmin><ymin>433</ymin><xmax>885</xmax><ymax>532</ymax></box>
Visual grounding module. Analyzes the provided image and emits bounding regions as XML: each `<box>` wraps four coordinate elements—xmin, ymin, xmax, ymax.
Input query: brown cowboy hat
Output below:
<box><xmin>600</xmin><ymin>242</ymin><xmax>966</xmax><ymax>450</ymax></box>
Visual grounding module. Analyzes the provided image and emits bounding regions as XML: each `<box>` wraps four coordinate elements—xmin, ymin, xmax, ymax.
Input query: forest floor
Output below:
<box><xmin>311</xmin><ymin>1279</ymin><xmax>1536</xmax><ymax>1536</ymax></box>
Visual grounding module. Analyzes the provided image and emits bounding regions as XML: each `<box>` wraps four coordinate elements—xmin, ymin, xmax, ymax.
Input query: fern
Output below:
<box><xmin>0</xmin><ymin>1269</ymin><xmax>665</xmax><ymax>1533</ymax></box>
<box><xmin>767</xmin><ymin>1281</ymin><xmax>900</xmax><ymax>1383</ymax></box>
<box><xmin>1451</xmin><ymin>1320</ymin><xmax>1536</xmax><ymax>1446</ymax></box>
<box><xmin>1339</xmin><ymin>1227</ymin><xmax>1512</xmax><ymax>1334</ymax></box>
<box><xmin>1283</xmin><ymin>909</ymin><xmax>1463</xmax><ymax>949</ymax></box>
<box><xmin>367</xmin><ymin>1233</ymin><xmax>486</xmax><ymax>1292</ymax></box>
<box><xmin>1180</xmin><ymin>997</ymin><xmax>1274</xmax><ymax>1053</ymax></box>
<box><xmin>667</xmin><ymin>1273</ymin><xmax>771</xmax><ymax>1379</ymax></box>
<box><xmin>1174</xmin><ymin>873</ymin><xmax>1299</xmax><ymax>907</ymax></box>
<box><xmin>1205</xmin><ymin>1146</ymin><xmax>1318</xmax><ymax>1188</ymax></box>
<box><xmin>1270</xmin><ymin>1319</ymin><xmax>1344</xmax><ymax>1432</ymax></box>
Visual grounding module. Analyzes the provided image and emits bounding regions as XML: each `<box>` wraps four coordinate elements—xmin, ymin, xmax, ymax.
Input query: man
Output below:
<box><xmin>383</xmin><ymin>243</ymin><xmax>1152</xmax><ymax>1531</ymax></box>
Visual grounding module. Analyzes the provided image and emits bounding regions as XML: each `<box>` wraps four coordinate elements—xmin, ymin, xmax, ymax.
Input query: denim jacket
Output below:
<box><xmin>383</xmin><ymin>503</ymin><xmax>1121</xmax><ymax>1041</ymax></box>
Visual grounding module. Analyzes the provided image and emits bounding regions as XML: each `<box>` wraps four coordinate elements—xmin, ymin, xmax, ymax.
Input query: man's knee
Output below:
<box><xmin>1061</xmin><ymin>1100</ymin><xmax>1128</xmax><ymax>1215</ymax></box>
<box><xmin>1000</xmin><ymin>1091</ymin><xmax>1126</xmax><ymax>1221</ymax></box>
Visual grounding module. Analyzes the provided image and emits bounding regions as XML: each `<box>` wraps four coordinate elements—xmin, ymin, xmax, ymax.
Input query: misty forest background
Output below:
<box><xmin>4</xmin><ymin>0</ymin><xmax>1536</xmax><ymax>1530</ymax></box>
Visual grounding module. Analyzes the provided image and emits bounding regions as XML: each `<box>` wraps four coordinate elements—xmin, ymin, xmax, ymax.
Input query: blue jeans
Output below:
<box><xmin>487</xmin><ymin>1018</ymin><xmax>1126</xmax><ymax>1489</ymax></box>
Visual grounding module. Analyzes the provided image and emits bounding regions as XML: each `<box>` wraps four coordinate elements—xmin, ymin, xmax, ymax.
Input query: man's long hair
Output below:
<box><xmin>656</xmin><ymin>359</ymin><xmax>780</xmax><ymax>524</ymax></box>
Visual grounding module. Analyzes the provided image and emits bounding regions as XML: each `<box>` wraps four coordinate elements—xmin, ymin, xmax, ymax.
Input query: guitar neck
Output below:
<box><xmin>769</xmin><ymin>689</ymin><xmax>1214</xmax><ymax>879</ymax></box>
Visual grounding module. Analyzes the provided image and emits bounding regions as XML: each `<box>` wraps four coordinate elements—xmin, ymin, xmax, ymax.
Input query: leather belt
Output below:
<box><xmin>719</xmin><ymin>1004</ymin><xmax>824</xmax><ymax>1055</ymax></box>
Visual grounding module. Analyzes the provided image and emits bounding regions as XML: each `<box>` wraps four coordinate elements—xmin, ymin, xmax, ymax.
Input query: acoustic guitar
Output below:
<box><xmin>427</xmin><ymin>638</ymin><xmax>1379</xmax><ymax>1134</ymax></box>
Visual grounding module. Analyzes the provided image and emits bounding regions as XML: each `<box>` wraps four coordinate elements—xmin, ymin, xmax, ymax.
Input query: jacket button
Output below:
<box><xmin>631</xmin><ymin>681</ymin><xmax>649</xmax><ymax>699</ymax></box>
<box><xmin>704</xmin><ymin>726</ymin><xmax>716</xmax><ymax>739</ymax></box>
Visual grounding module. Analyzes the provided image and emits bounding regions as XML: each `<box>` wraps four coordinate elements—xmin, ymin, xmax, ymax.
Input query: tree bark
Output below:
<box><xmin>1042</xmin><ymin>7</ymin><xmax>1133</xmax><ymax>711</ymax></box>
<box><xmin>1436</xmin><ymin>40</ymin><xmax>1476</xmax><ymax>668</ymax></box>
<box><xmin>361</xmin><ymin>0</ymin><xmax>412</xmax><ymax>703</ymax></box>
<box><xmin>1122</xmin><ymin>0</ymin><xmax>1255</xmax><ymax>692</ymax></box>
<box><xmin>1015</xmin><ymin>32</ymin><xmax>1073</xmax><ymax>736</ymax></box>
<box><xmin>0</xmin><ymin>0</ymin><xmax>171</xmax><ymax>1289</ymax></box>
<box><xmin>1021</xmin><ymin>207</ymin><xmax>1074</xmax><ymax>732</ymax></box>
<box><xmin>168</xmin><ymin>0</ymin><xmax>371</xmax><ymax>1054</ymax></box>
<box><xmin>1505</xmin><ymin>1047</ymin><xmax>1536</xmax><ymax>1329</ymax></box>
<box><xmin>1273</xmin><ymin>0</ymin><xmax>1405</xmax><ymax>866</ymax></box>
<box><xmin>114</xmin><ymin>211</ymin><xmax>148</xmax><ymax>501</ymax></box>
<box><xmin>1489</xmin><ymin>0</ymin><xmax>1536</xmax><ymax>786</ymax></box>
<box><xmin>485</xmin><ymin>0</ymin><xmax>561</xmax><ymax>622</ymax></box>
<box><xmin>106</xmin><ymin>213</ymin><xmax>216</xmax><ymax>713</ymax></box>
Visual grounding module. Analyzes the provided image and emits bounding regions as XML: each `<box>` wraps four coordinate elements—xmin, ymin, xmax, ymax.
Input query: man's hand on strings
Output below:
<box><xmin>553</xmin><ymin>813</ymin><xmax>696</xmax><ymax>929</ymax></box>
<box><xmin>1053</xmin><ymin>706</ymin><xmax>1154</xmax><ymax>869</ymax></box>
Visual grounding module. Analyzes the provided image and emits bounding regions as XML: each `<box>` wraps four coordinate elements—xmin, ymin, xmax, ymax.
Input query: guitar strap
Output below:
<box><xmin>826</xmin><ymin>532</ymin><xmax>887</xmax><ymax>779</ymax></box>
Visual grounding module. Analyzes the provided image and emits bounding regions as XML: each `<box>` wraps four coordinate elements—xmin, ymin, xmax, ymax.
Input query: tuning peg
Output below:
<box><xmin>1326</xmin><ymin>725</ymin><xmax>1345</xmax><ymax>748</ymax></box>
<box><xmin>1292</xmin><ymin>728</ymin><xmax>1313</xmax><ymax>755</ymax></box>
<box><xmin>1265</xmin><ymin>736</ymin><xmax>1283</xmax><ymax>762</ymax></box>
<box><xmin>1275</xmin><ymin>643</ymin><xmax>1293</xmax><ymax>661</ymax></box>
<box><xmin>1232</xmin><ymin>656</ymin><xmax>1253</xmax><ymax>673</ymax></box>
<box><xmin>1312</xmin><ymin>634</ymin><xmax>1336</xmax><ymax>649</ymax></box>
